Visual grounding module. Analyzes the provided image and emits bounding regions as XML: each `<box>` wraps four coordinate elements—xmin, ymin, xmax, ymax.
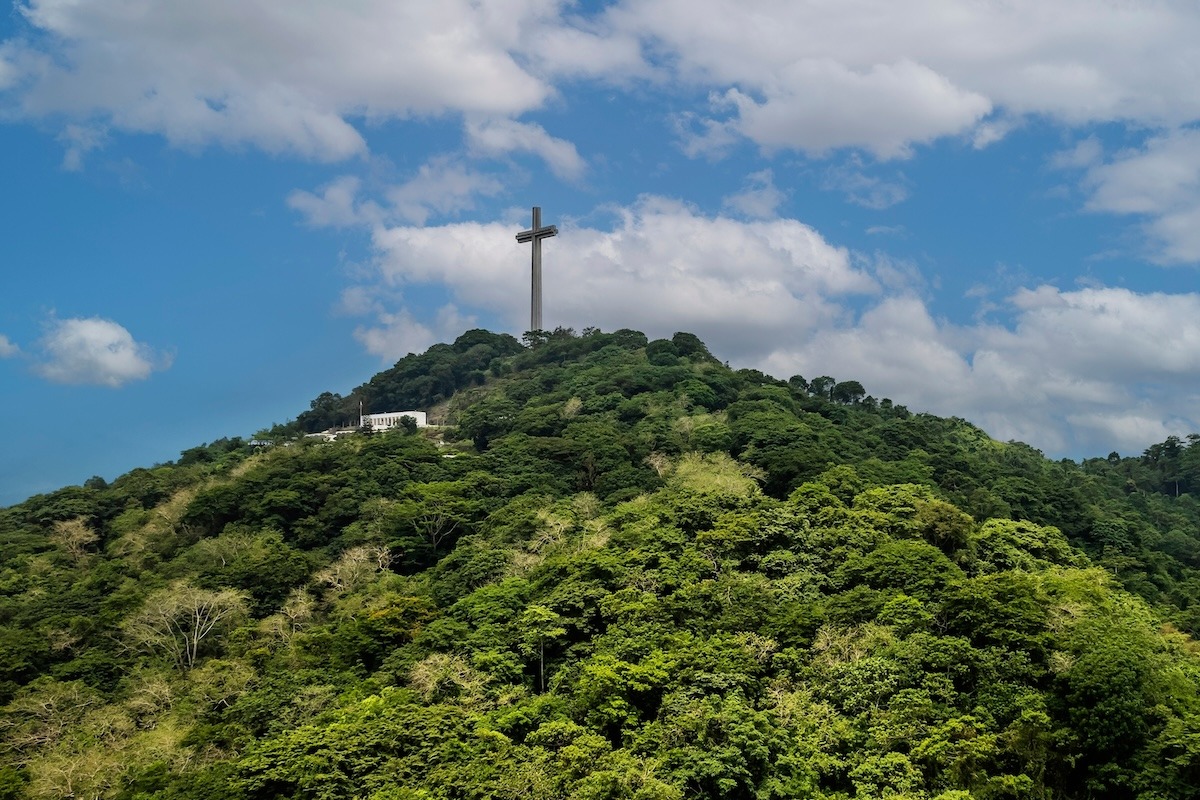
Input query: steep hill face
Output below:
<box><xmin>3</xmin><ymin>328</ymin><xmax>1200</xmax><ymax>800</ymax></box>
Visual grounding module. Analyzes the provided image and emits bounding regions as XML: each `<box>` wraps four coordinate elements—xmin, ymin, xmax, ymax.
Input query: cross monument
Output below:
<box><xmin>515</xmin><ymin>206</ymin><xmax>557</xmax><ymax>331</ymax></box>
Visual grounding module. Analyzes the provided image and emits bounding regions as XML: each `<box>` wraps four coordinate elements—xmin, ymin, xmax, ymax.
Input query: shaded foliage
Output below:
<box><xmin>3</xmin><ymin>328</ymin><xmax>1200</xmax><ymax>800</ymax></box>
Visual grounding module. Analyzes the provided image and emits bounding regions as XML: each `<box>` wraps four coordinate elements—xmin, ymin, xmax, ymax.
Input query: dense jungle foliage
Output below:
<box><xmin>4</xmin><ymin>327</ymin><xmax>1200</xmax><ymax>800</ymax></box>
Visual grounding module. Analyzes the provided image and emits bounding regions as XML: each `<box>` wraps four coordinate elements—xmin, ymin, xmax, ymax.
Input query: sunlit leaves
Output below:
<box><xmin>8</xmin><ymin>329</ymin><xmax>1200</xmax><ymax>799</ymax></box>
<box><xmin>121</xmin><ymin>584</ymin><xmax>248</xmax><ymax>671</ymax></box>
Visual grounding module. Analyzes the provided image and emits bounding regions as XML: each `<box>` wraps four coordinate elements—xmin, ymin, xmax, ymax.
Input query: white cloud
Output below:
<box><xmin>1084</xmin><ymin>131</ymin><xmax>1200</xmax><ymax>216</ymax></box>
<box><xmin>674</xmin><ymin>105</ymin><xmax>742</xmax><ymax>160</ymax></box>
<box><xmin>34</xmin><ymin>317</ymin><xmax>170</xmax><ymax>387</ymax></box>
<box><xmin>822</xmin><ymin>160</ymin><xmax>909</xmax><ymax>209</ymax></box>
<box><xmin>355</xmin><ymin>304</ymin><xmax>476</xmax><ymax>362</ymax></box>
<box><xmin>1064</xmin><ymin>410</ymin><xmax>1184</xmax><ymax>455</ymax></box>
<box><xmin>1000</xmin><ymin>286</ymin><xmax>1200</xmax><ymax>382</ymax></box>
<box><xmin>1081</xmin><ymin>129</ymin><xmax>1200</xmax><ymax>263</ymax></box>
<box><xmin>527</xmin><ymin>10</ymin><xmax>647</xmax><ymax>80</ymax></box>
<box><xmin>721</xmin><ymin>170</ymin><xmax>785</xmax><ymax>219</ymax></box>
<box><xmin>1050</xmin><ymin>137</ymin><xmax>1103</xmax><ymax>171</ymax></box>
<box><xmin>465</xmin><ymin>118</ymin><xmax>586</xmax><ymax>181</ymax></box>
<box><xmin>290</xmin><ymin>161</ymin><xmax>506</xmax><ymax>229</ymax></box>
<box><xmin>6</xmin><ymin>0</ymin><xmax>557</xmax><ymax>159</ymax></box>
<box><xmin>607</xmin><ymin>0</ymin><xmax>1200</xmax><ymax>154</ymax></box>
<box><xmin>0</xmin><ymin>335</ymin><xmax>18</xmax><ymax>358</ymax></box>
<box><xmin>0</xmin><ymin>45</ymin><xmax>16</xmax><ymax>91</ymax></box>
<box><xmin>361</xmin><ymin>196</ymin><xmax>876</xmax><ymax>357</ymax></box>
<box><xmin>56</xmin><ymin>123</ymin><xmax>106</xmax><ymax>171</ymax></box>
<box><xmin>764</xmin><ymin>285</ymin><xmax>1200</xmax><ymax>456</ymax></box>
<box><xmin>7</xmin><ymin>0</ymin><xmax>1198</xmax><ymax>166</ymax></box>
<box><xmin>971</xmin><ymin>116</ymin><xmax>1022</xmax><ymax>150</ymax></box>
<box><xmin>288</xmin><ymin>176</ymin><xmax>377</xmax><ymax>228</ymax></box>
<box><xmin>723</xmin><ymin>59</ymin><xmax>991</xmax><ymax>159</ymax></box>
<box><xmin>385</xmin><ymin>158</ymin><xmax>506</xmax><ymax>225</ymax></box>
<box><xmin>337</xmin><ymin>285</ymin><xmax>384</xmax><ymax>318</ymax></box>
<box><xmin>1147</xmin><ymin>205</ymin><xmax>1200</xmax><ymax>265</ymax></box>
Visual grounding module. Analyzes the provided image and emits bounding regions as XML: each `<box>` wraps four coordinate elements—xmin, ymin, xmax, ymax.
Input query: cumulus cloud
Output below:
<box><xmin>7</xmin><ymin>0</ymin><xmax>1199</xmax><ymax>165</ymax></box>
<box><xmin>1001</xmin><ymin>286</ymin><xmax>1200</xmax><ymax>382</ymax></box>
<box><xmin>598</xmin><ymin>0</ymin><xmax>1200</xmax><ymax>258</ymax></box>
<box><xmin>526</xmin><ymin>9</ymin><xmax>646</xmax><ymax>80</ymax></box>
<box><xmin>34</xmin><ymin>317</ymin><xmax>170</xmax><ymax>387</ymax></box>
<box><xmin>0</xmin><ymin>335</ymin><xmax>18</xmax><ymax>358</ymax></box>
<box><xmin>722</xmin><ymin>59</ymin><xmax>991</xmax><ymax>159</ymax></box>
<box><xmin>1084</xmin><ymin>132</ymin><xmax>1200</xmax><ymax>216</ymax></box>
<box><xmin>362</xmin><ymin>196</ymin><xmax>875</xmax><ymax>360</ymax></box>
<box><xmin>5</xmin><ymin>0</ymin><xmax>557</xmax><ymax>159</ymax></box>
<box><xmin>8</xmin><ymin>0</ymin><xmax>1200</xmax><ymax>257</ymax></box>
<box><xmin>763</xmin><ymin>286</ymin><xmax>1200</xmax><ymax>456</ymax></box>
<box><xmin>608</xmin><ymin>0</ymin><xmax>1200</xmax><ymax>152</ymax></box>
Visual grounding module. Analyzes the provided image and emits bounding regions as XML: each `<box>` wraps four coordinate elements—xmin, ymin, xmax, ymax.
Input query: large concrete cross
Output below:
<box><xmin>515</xmin><ymin>206</ymin><xmax>557</xmax><ymax>332</ymax></box>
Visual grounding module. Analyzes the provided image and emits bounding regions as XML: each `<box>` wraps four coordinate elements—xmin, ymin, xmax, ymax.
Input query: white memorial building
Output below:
<box><xmin>360</xmin><ymin>410</ymin><xmax>428</xmax><ymax>431</ymax></box>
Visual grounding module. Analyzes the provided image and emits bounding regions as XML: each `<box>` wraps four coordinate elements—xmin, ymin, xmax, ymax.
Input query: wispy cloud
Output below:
<box><xmin>288</xmin><ymin>176</ymin><xmax>380</xmax><ymax>228</ymax></box>
<box><xmin>57</xmin><ymin>124</ymin><xmax>107</xmax><ymax>171</ymax></box>
<box><xmin>386</xmin><ymin>158</ymin><xmax>506</xmax><ymax>225</ymax></box>
<box><xmin>823</xmin><ymin>159</ymin><xmax>909</xmax><ymax>209</ymax></box>
<box><xmin>465</xmin><ymin>118</ymin><xmax>586</xmax><ymax>181</ymax></box>
<box><xmin>1080</xmin><ymin>129</ymin><xmax>1200</xmax><ymax>263</ymax></box>
<box><xmin>721</xmin><ymin>170</ymin><xmax>786</xmax><ymax>219</ymax></box>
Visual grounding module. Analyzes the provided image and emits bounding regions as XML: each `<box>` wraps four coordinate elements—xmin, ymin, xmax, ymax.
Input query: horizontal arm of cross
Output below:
<box><xmin>516</xmin><ymin>225</ymin><xmax>558</xmax><ymax>243</ymax></box>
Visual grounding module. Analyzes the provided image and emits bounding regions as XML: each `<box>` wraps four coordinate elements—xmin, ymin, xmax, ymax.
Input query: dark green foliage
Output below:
<box><xmin>179</xmin><ymin>528</ymin><xmax>314</xmax><ymax>615</ymax></box>
<box><xmin>4</xmin><ymin>327</ymin><xmax>1200</xmax><ymax>800</ymax></box>
<box><xmin>831</xmin><ymin>380</ymin><xmax>866</xmax><ymax>404</ymax></box>
<box><xmin>0</xmin><ymin>766</ymin><xmax>27</xmax><ymax>800</ymax></box>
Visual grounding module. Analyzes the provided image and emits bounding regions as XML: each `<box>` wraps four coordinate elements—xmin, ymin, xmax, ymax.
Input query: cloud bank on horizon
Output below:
<box><xmin>3</xmin><ymin>0</ymin><xmax>1200</xmax><ymax>488</ymax></box>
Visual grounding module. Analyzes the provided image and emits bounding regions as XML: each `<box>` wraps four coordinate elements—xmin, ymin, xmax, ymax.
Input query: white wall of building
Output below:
<box><xmin>362</xmin><ymin>411</ymin><xmax>428</xmax><ymax>430</ymax></box>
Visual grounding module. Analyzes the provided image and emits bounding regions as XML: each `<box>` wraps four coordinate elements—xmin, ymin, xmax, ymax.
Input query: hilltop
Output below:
<box><xmin>3</xmin><ymin>327</ymin><xmax>1200</xmax><ymax>799</ymax></box>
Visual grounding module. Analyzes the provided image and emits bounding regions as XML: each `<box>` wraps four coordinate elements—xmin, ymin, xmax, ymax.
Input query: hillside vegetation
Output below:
<box><xmin>3</xmin><ymin>327</ymin><xmax>1200</xmax><ymax>800</ymax></box>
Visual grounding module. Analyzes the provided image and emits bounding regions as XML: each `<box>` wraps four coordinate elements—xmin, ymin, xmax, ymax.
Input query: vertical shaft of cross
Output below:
<box><xmin>531</xmin><ymin>206</ymin><xmax>542</xmax><ymax>331</ymax></box>
<box><xmin>516</xmin><ymin>206</ymin><xmax>558</xmax><ymax>332</ymax></box>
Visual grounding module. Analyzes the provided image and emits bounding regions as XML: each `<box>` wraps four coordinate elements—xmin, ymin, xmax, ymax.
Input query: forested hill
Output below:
<box><xmin>4</xmin><ymin>328</ymin><xmax>1200</xmax><ymax>800</ymax></box>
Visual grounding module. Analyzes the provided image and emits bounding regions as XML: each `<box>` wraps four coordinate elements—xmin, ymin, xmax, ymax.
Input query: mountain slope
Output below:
<box><xmin>3</xmin><ymin>327</ymin><xmax>1200</xmax><ymax>800</ymax></box>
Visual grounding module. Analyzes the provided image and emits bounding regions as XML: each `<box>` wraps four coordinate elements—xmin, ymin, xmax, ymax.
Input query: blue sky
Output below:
<box><xmin>3</xmin><ymin>0</ymin><xmax>1200</xmax><ymax>506</ymax></box>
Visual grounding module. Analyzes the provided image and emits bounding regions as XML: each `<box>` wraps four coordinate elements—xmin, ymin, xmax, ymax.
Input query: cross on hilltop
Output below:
<box><xmin>516</xmin><ymin>206</ymin><xmax>557</xmax><ymax>331</ymax></box>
